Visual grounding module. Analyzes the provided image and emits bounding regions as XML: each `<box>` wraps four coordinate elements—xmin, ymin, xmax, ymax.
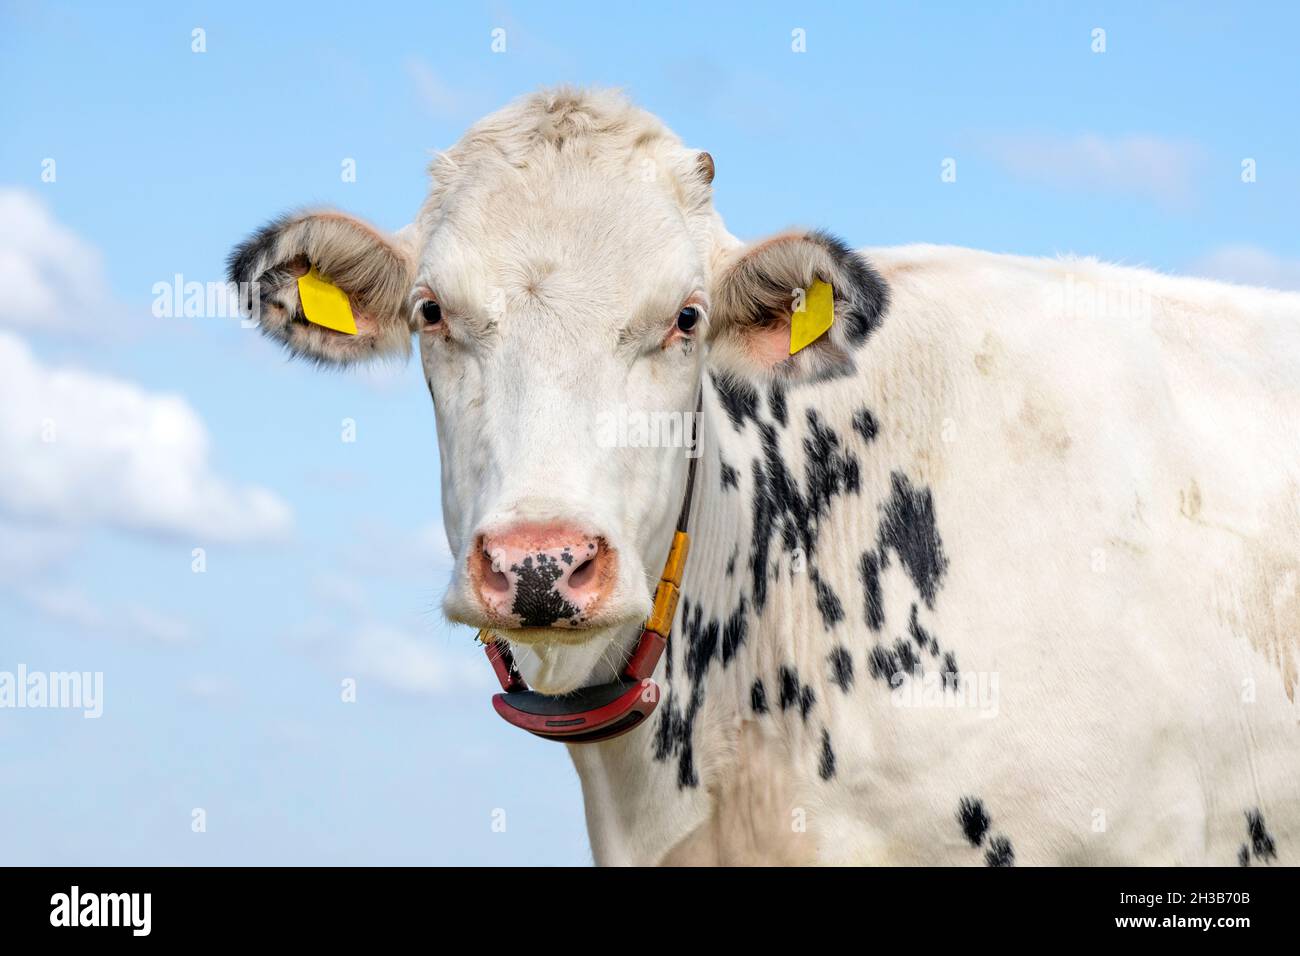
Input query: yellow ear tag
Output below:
<box><xmin>790</xmin><ymin>279</ymin><xmax>834</xmax><ymax>355</ymax></box>
<box><xmin>296</xmin><ymin>267</ymin><xmax>358</xmax><ymax>335</ymax></box>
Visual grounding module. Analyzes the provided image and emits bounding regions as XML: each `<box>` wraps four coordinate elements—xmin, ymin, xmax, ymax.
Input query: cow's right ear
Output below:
<box><xmin>227</xmin><ymin>210</ymin><xmax>415</xmax><ymax>366</ymax></box>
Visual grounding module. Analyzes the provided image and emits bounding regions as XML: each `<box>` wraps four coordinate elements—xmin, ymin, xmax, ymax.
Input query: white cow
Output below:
<box><xmin>230</xmin><ymin>87</ymin><xmax>1299</xmax><ymax>865</ymax></box>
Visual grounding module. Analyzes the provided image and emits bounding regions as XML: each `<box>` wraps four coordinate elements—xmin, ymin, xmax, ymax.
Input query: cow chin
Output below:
<box><xmin>507</xmin><ymin>624</ymin><xmax>638</xmax><ymax>696</ymax></box>
<box><xmin>443</xmin><ymin>589</ymin><xmax>648</xmax><ymax>694</ymax></box>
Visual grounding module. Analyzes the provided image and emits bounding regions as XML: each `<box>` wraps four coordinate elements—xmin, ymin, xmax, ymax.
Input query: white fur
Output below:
<box><xmin>236</xmin><ymin>89</ymin><xmax>1300</xmax><ymax>865</ymax></box>
<box><xmin>574</xmin><ymin>246</ymin><xmax>1300</xmax><ymax>864</ymax></box>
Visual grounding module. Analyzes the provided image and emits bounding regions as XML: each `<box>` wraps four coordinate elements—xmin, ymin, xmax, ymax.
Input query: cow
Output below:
<box><xmin>229</xmin><ymin>87</ymin><xmax>1299</xmax><ymax>866</ymax></box>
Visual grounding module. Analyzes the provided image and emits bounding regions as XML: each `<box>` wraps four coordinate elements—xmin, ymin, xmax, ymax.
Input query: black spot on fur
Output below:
<box><xmin>799</xmin><ymin>685</ymin><xmax>816</xmax><ymax>721</ymax></box>
<box><xmin>909</xmin><ymin>604</ymin><xmax>938</xmax><ymax>655</ymax></box>
<box><xmin>810</xmin><ymin>570</ymin><xmax>845</xmax><ymax>631</ymax></box>
<box><xmin>818</xmin><ymin>729</ymin><xmax>836</xmax><ymax>780</ymax></box>
<box><xmin>957</xmin><ymin>798</ymin><xmax>991</xmax><ymax>847</ymax></box>
<box><xmin>893</xmin><ymin>638</ymin><xmax>919</xmax><ymax>675</ymax></box>
<box><xmin>652</xmin><ymin>615</ymin><xmax>690</xmax><ymax>783</ymax></box>
<box><xmin>859</xmin><ymin>550</ymin><xmax>885</xmax><ymax>631</ymax></box>
<box><xmin>956</xmin><ymin>796</ymin><xmax>1012</xmax><ymax>865</ymax></box>
<box><xmin>654</xmin><ymin>595</ymin><xmax>754</xmax><ymax>788</ymax></box>
<box><xmin>856</xmin><ymin>474</ymin><xmax>958</xmax><ymax>697</ymax></box>
<box><xmin>803</xmin><ymin>409</ymin><xmax>861</xmax><ymax>512</ymax></box>
<box><xmin>725</xmin><ymin>545</ymin><xmax>738</xmax><ymax>578</ymax></box>
<box><xmin>942</xmin><ymin>652</ymin><xmax>960</xmax><ymax>691</ymax></box>
<box><xmin>683</xmin><ymin>603</ymin><xmax>719</xmax><ymax>685</ymax></box>
<box><xmin>768</xmin><ymin>665</ymin><xmax>814</xmax><ymax>722</ymax></box>
<box><xmin>721</xmin><ymin>600</ymin><xmax>748</xmax><ymax>665</ymax></box>
<box><xmin>877</xmin><ymin>472</ymin><xmax>949</xmax><ymax>608</ymax></box>
<box><xmin>768</xmin><ymin>382</ymin><xmax>788</xmax><ymax>427</ymax></box>
<box><xmin>1245</xmin><ymin>809</ymin><xmax>1277</xmax><ymax>863</ymax></box>
<box><xmin>1238</xmin><ymin>845</ymin><xmax>1251</xmax><ymax>867</ymax></box>
<box><xmin>866</xmin><ymin>609</ymin><xmax>955</xmax><ymax>693</ymax></box>
<box><xmin>653</xmin><ymin>598</ymin><xmax>716</xmax><ymax>788</ymax></box>
<box><xmin>509</xmin><ymin>554</ymin><xmax>579</xmax><ymax>627</ymax></box>
<box><xmin>867</xmin><ymin>644</ymin><xmax>901</xmax><ymax>685</ymax></box>
<box><xmin>852</xmin><ymin>408</ymin><xmax>879</xmax><ymax>443</ymax></box>
<box><xmin>984</xmin><ymin>836</ymin><xmax>1015</xmax><ymax>867</ymax></box>
<box><xmin>720</xmin><ymin>460</ymin><xmax>739</xmax><ymax>490</ymax></box>
<box><xmin>747</xmin><ymin>426</ymin><xmax>792</xmax><ymax>613</ymax></box>
<box><xmin>747</xmin><ymin>411</ymin><xmax>861</xmax><ymax>616</ymax></box>
<box><xmin>829</xmin><ymin>646</ymin><xmax>854</xmax><ymax>692</ymax></box>
<box><xmin>778</xmin><ymin>666</ymin><xmax>800</xmax><ymax>711</ymax></box>
<box><xmin>712</xmin><ymin>373</ymin><xmax>760</xmax><ymax>432</ymax></box>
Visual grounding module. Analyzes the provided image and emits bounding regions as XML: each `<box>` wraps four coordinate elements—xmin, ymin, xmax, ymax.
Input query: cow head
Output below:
<box><xmin>229</xmin><ymin>89</ymin><xmax>886</xmax><ymax>692</ymax></box>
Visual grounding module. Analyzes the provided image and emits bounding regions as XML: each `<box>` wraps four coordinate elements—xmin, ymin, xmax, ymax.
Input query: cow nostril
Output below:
<box><xmin>482</xmin><ymin>551</ymin><xmax>511</xmax><ymax>593</ymax></box>
<box><xmin>568</xmin><ymin>557</ymin><xmax>597</xmax><ymax>590</ymax></box>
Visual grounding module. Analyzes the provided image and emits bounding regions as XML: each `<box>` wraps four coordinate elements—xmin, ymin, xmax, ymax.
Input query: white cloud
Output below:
<box><xmin>1185</xmin><ymin>244</ymin><xmax>1300</xmax><ymax>292</ymax></box>
<box><xmin>0</xmin><ymin>330</ymin><xmax>291</xmax><ymax>542</ymax></box>
<box><xmin>343</xmin><ymin>622</ymin><xmax>488</xmax><ymax>696</ymax></box>
<box><xmin>12</xmin><ymin>580</ymin><xmax>194</xmax><ymax>644</ymax></box>
<box><xmin>292</xmin><ymin>613</ymin><xmax>487</xmax><ymax>697</ymax></box>
<box><xmin>977</xmin><ymin>133</ymin><xmax>1202</xmax><ymax>206</ymax></box>
<box><xmin>0</xmin><ymin>194</ymin><xmax>285</xmax><ymax>646</ymax></box>
<box><xmin>0</xmin><ymin>517</ymin><xmax>77</xmax><ymax>578</ymax></box>
<box><xmin>292</xmin><ymin>563</ymin><xmax>482</xmax><ymax>698</ymax></box>
<box><xmin>0</xmin><ymin>518</ymin><xmax>195</xmax><ymax>644</ymax></box>
<box><xmin>0</xmin><ymin>189</ymin><xmax>115</xmax><ymax>331</ymax></box>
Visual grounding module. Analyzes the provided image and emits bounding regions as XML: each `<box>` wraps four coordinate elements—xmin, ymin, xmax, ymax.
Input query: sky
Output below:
<box><xmin>1</xmin><ymin>1</ymin><xmax>1297</xmax><ymax>865</ymax></box>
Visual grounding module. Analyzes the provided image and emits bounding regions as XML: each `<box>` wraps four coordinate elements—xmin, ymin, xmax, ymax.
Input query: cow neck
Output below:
<box><xmin>478</xmin><ymin>388</ymin><xmax>703</xmax><ymax>743</ymax></box>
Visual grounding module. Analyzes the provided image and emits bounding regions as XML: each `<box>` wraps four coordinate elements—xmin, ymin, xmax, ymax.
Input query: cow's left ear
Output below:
<box><xmin>706</xmin><ymin>229</ymin><xmax>888</xmax><ymax>381</ymax></box>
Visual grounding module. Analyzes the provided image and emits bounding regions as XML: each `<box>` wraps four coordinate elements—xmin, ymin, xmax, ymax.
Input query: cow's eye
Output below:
<box><xmin>676</xmin><ymin>306</ymin><xmax>699</xmax><ymax>333</ymax></box>
<box><xmin>420</xmin><ymin>300</ymin><xmax>442</xmax><ymax>327</ymax></box>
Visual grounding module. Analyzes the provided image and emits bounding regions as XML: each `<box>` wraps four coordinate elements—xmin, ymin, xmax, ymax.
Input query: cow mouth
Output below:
<box><xmin>491</xmin><ymin>625</ymin><xmax>604</xmax><ymax>647</ymax></box>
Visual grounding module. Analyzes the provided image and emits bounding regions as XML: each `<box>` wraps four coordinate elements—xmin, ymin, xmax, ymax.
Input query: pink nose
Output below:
<box><xmin>469</xmin><ymin>523</ymin><xmax>617</xmax><ymax>628</ymax></box>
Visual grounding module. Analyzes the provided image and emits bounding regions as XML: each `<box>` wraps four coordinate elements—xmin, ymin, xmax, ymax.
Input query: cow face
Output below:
<box><xmin>228</xmin><ymin>89</ymin><xmax>886</xmax><ymax>691</ymax></box>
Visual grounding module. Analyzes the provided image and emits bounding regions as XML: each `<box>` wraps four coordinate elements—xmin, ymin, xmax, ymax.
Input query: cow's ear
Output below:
<box><xmin>227</xmin><ymin>210</ymin><xmax>415</xmax><ymax>366</ymax></box>
<box><xmin>706</xmin><ymin>229</ymin><xmax>888</xmax><ymax>381</ymax></box>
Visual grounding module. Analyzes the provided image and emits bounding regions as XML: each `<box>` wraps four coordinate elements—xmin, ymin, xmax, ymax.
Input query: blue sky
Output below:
<box><xmin>1</xmin><ymin>1</ymin><xmax>1296</xmax><ymax>864</ymax></box>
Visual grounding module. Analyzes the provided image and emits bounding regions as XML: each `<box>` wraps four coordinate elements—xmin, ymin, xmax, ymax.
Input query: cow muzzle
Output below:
<box><xmin>465</xmin><ymin>522</ymin><xmax>621</xmax><ymax>630</ymax></box>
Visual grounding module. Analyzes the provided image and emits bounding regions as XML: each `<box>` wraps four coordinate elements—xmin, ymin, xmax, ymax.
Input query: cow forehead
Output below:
<box><xmin>411</xmin><ymin>92</ymin><xmax>718</xmax><ymax>323</ymax></box>
<box><xmin>426</xmin><ymin>167</ymin><xmax>701</xmax><ymax>273</ymax></box>
<box><xmin>417</xmin><ymin>177</ymin><xmax>707</xmax><ymax>342</ymax></box>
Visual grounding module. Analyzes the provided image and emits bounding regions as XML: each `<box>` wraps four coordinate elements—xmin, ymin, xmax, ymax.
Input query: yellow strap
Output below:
<box><xmin>645</xmin><ymin>531</ymin><xmax>690</xmax><ymax>636</ymax></box>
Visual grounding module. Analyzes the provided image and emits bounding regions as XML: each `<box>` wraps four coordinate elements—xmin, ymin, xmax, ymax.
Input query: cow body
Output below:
<box><xmin>569</xmin><ymin>246</ymin><xmax>1300</xmax><ymax>865</ymax></box>
<box><xmin>229</xmin><ymin>88</ymin><xmax>1298</xmax><ymax>866</ymax></box>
